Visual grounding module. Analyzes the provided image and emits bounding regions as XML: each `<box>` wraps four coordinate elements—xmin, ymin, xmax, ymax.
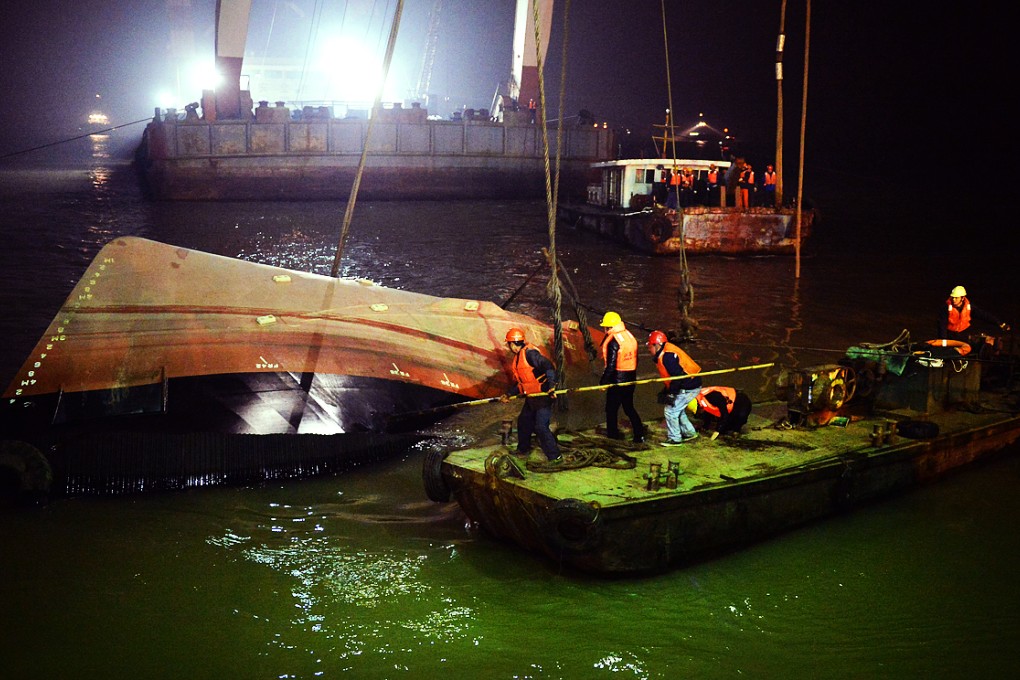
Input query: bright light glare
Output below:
<box><xmin>187</xmin><ymin>61</ymin><xmax>222</xmax><ymax>92</ymax></box>
<box><xmin>155</xmin><ymin>90</ymin><xmax>178</xmax><ymax>111</ymax></box>
<box><xmin>87</xmin><ymin>112</ymin><xmax>110</xmax><ymax>125</ymax></box>
<box><xmin>318</xmin><ymin>38</ymin><xmax>385</xmax><ymax>101</ymax></box>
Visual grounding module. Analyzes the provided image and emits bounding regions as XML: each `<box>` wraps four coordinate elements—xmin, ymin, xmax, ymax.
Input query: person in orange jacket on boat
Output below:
<box><xmin>937</xmin><ymin>285</ymin><xmax>1010</xmax><ymax>343</ymax></box>
<box><xmin>691</xmin><ymin>386</ymin><xmax>752</xmax><ymax>438</ymax></box>
<box><xmin>599</xmin><ymin>311</ymin><xmax>645</xmax><ymax>443</ymax></box>
<box><xmin>647</xmin><ymin>330</ymin><xmax>702</xmax><ymax>446</ymax></box>
<box><xmin>501</xmin><ymin>328</ymin><xmax>561</xmax><ymax>461</ymax></box>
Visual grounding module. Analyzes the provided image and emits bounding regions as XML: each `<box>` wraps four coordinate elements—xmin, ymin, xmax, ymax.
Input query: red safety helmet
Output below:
<box><xmin>505</xmin><ymin>328</ymin><xmax>526</xmax><ymax>343</ymax></box>
<box><xmin>647</xmin><ymin>330</ymin><xmax>668</xmax><ymax>346</ymax></box>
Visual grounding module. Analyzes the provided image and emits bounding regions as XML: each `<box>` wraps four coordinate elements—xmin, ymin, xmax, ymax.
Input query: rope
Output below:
<box><xmin>330</xmin><ymin>0</ymin><xmax>405</xmax><ymax>277</ymax></box>
<box><xmin>543</xmin><ymin>248</ymin><xmax>598</xmax><ymax>360</ymax></box>
<box><xmin>531</xmin><ymin>0</ymin><xmax>570</xmax><ymax>406</ymax></box>
<box><xmin>658</xmin><ymin>0</ymin><xmax>697</xmax><ymax>341</ymax></box>
<box><xmin>0</xmin><ymin>117</ymin><xmax>153</xmax><ymax>160</ymax></box>
<box><xmin>385</xmin><ymin>362</ymin><xmax>775</xmax><ymax>423</ymax></box>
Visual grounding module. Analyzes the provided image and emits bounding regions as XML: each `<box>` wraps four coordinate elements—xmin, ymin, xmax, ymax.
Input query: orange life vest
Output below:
<box><xmin>669</xmin><ymin>171</ymin><xmax>683</xmax><ymax>186</ymax></box>
<box><xmin>602</xmin><ymin>326</ymin><xmax>638</xmax><ymax>371</ymax></box>
<box><xmin>655</xmin><ymin>342</ymin><xmax>701</xmax><ymax>388</ymax></box>
<box><xmin>697</xmin><ymin>386</ymin><xmax>736</xmax><ymax>418</ymax></box>
<box><xmin>511</xmin><ymin>343</ymin><xmax>549</xmax><ymax>395</ymax></box>
<box><xmin>707</xmin><ymin>170</ymin><xmax>718</xmax><ymax>185</ymax></box>
<box><xmin>764</xmin><ymin>171</ymin><xmax>776</xmax><ymax>186</ymax></box>
<box><xmin>946</xmin><ymin>297</ymin><xmax>972</xmax><ymax>333</ymax></box>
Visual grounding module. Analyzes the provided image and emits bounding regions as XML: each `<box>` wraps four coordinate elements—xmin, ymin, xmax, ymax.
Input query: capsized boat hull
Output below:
<box><xmin>557</xmin><ymin>203</ymin><xmax>815</xmax><ymax>256</ymax></box>
<box><xmin>427</xmin><ymin>371</ymin><xmax>1020</xmax><ymax>575</ymax></box>
<box><xmin>1</xmin><ymin>237</ymin><xmax>596</xmax><ymax>497</ymax></box>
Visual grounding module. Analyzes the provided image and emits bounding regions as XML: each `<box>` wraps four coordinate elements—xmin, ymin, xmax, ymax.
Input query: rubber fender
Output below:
<box><xmin>0</xmin><ymin>440</ymin><xmax>52</xmax><ymax>506</ymax></box>
<box><xmin>896</xmin><ymin>420</ymin><xmax>940</xmax><ymax>440</ymax></box>
<box><xmin>541</xmin><ymin>498</ymin><xmax>604</xmax><ymax>553</ymax></box>
<box><xmin>422</xmin><ymin>449</ymin><xmax>451</xmax><ymax>502</ymax></box>
<box><xmin>643</xmin><ymin>216</ymin><xmax>672</xmax><ymax>244</ymax></box>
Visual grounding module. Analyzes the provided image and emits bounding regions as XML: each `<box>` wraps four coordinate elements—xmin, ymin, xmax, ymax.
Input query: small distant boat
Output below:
<box><xmin>557</xmin><ymin>157</ymin><xmax>816</xmax><ymax>256</ymax></box>
<box><xmin>424</xmin><ymin>342</ymin><xmax>1020</xmax><ymax>575</ymax></box>
<box><xmin>0</xmin><ymin>237</ymin><xmax>595</xmax><ymax>500</ymax></box>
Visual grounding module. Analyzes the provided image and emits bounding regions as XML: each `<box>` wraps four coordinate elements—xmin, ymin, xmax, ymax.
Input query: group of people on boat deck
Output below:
<box><xmin>501</xmin><ymin>312</ymin><xmax>751</xmax><ymax>461</ymax></box>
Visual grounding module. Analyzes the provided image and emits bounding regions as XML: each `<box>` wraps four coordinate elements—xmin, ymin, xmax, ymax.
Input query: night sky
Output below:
<box><xmin>0</xmin><ymin>1</ymin><xmax>1007</xmax><ymax>200</ymax></box>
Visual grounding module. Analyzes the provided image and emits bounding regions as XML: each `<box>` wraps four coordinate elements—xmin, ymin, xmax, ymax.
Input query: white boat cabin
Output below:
<box><xmin>587</xmin><ymin>158</ymin><xmax>731</xmax><ymax>209</ymax></box>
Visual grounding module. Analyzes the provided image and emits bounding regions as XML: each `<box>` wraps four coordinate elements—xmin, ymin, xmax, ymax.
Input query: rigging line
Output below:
<box><xmin>0</xmin><ymin>118</ymin><xmax>152</xmax><ymax>160</ymax></box>
<box><xmin>531</xmin><ymin>0</ymin><xmax>566</xmax><ymax>394</ymax></box>
<box><xmin>500</xmin><ymin>257</ymin><xmax>549</xmax><ymax>310</ymax></box>
<box><xmin>386</xmin><ymin>362</ymin><xmax>776</xmax><ymax>422</ymax></box>
<box><xmin>330</xmin><ymin>0</ymin><xmax>404</xmax><ymax>277</ymax></box>
<box><xmin>296</xmin><ymin>0</ymin><xmax>325</xmax><ymax>100</ymax></box>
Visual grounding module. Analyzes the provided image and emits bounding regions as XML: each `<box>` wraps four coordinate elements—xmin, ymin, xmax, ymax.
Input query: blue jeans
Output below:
<box><xmin>664</xmin><ymin>388</ymin><xmax>701</xmax><ymax>441</ymax></box>
<box><xmin>517</xmin><ymin>396</ymin><xmax>560</xmax><ymax>459</ymax></box>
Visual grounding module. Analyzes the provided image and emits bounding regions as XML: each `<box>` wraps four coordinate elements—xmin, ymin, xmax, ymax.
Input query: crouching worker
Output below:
<box><xmin>501</xmin><ymin>328</ymin><xmax>561</xmax><ymax>461</ymax></box>
<box><xmin>647</xmin><ymin>330</ymin><xmax>703</xmax><ymax>446</ymax></box>
<box><xmin>693</xmin><ymin>386</ymin><xmax>752</xmax><ymax>438</ymax></box>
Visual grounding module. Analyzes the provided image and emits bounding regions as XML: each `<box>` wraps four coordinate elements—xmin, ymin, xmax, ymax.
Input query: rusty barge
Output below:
<box><xmin>423</xmin><ymin>341</ymin><xmax>1020</xmax><ymax>575</ymax></box>
<box><xmin>557</xmin><ymin>158</ymin><xmax>815</xmax><ymax>256</ymax></box>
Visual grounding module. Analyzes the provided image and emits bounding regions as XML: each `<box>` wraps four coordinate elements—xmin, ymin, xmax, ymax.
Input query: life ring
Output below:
<box><xmin>541</xmin><ymin>498</ymin><xmax>603</xmax><ymax>553</ymax></box>
<box><xmin>896</xmin><ymin>420</ymin><xmax>940</xmax><ymax>439</ymax></box>
<box><xmin>422</xmin><ymin>449</ymin><xmax>451</xmax><ymax>502</ymax></box>
<box><xmin>925</xmin><ymin>339</ymin><xmax>971</xmax><ymax>356</ymax></box>
<box><xmin>0</xmin><ymin>440</ymin><xmax>52</xmax><ymax>506</ymax></box>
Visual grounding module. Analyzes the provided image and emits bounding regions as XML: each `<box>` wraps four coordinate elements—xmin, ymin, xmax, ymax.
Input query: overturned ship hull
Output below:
<box><xmin>1</xmin><ymin>237</ymin><xmax>594</xmax><ymax>498</ymax></box>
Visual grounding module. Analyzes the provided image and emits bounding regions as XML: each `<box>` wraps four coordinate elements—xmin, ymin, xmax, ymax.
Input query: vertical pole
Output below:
<box><xmin>795</xmin><ymin>0</ymin><xmax>811</xmax><ymax>279</ymax></box>
<box><xmin>775</xmin><ymin>0</ymin><xmax>787</xmax><ymax>208</ymax></box>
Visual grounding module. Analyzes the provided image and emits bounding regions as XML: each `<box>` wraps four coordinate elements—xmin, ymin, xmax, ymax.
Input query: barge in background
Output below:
<box><xmin>0</xmin><ymin>237</ymin><xmax>598</xmax><ymax>502</ymax></box>
<box><xmin>136</xmin><ymin>104</ymin><xmax>614</xmax><ymax>201</ymax></box>
<box><xmin>423</xmin><ymin>340</ymin><xmax>1020</xmax><ymax>575</ymax></box>
<box><xmin>557</xmin><ymin>158</ymin><xmax>816</xmax><ymax>256</ymax></box>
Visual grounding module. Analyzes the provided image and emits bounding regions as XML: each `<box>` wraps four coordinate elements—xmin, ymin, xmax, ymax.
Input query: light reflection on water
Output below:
<box><xmin>0</xmin><ymin>155</ymin><xmax>1018</xmax><ymax>678</ymax></box>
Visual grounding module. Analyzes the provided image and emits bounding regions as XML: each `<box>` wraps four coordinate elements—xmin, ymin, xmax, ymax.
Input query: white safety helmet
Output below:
<box><xmin>950</xmin><ymin>285</ymin><xmax>967</xmax><ymax>298</ymax></box>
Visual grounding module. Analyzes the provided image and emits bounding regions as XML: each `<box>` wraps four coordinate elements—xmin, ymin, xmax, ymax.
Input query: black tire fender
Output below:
<box><xmin>643</xmin><ymin>216</ymin><xmax>672</xmax><ymax>245</ymax></box>
<box><xmin>541</xmin><ymin>498</ymin><xmax>603</xmax><ymax>553</ymax></box>
<box><xmin>0</xmin><ymin>440</ymin><xmax>52</xmax><ymax>506</ymax></box>
<box><xmin>422</xmin><ymin>449</ymin><xmax>451</xmax><ymax>502</ymax></box>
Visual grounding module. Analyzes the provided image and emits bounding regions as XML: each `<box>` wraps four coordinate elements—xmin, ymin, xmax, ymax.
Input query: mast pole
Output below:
<box><xmin>774</xmin><ymin>0</ymin><xmax>787</xmax><ymax>208</ymax></box>
<box><xmin>795</xmin><ymin>0</ymin><xmax>811</xmax><ymax>278</ymax></box>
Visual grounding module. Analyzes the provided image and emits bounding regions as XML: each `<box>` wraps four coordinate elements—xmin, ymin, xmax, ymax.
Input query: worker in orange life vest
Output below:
<box><xmin>692</xmin><ymin>386</ymin><xmax>752</xmax><ymax>437</ymax></box>
<box><xmin>705</xmin><ymin>164</ymin><xmax>719</xmax><ymax>206</ymax></box>
<box><xmin>501</xmin><ymin>327</ymin><xmax>561</xmax><ymax>461</ymax></box>
<box><xmin>599</xmin><ymin>311</ymin><xmax>645</xmax><ymax>443</ymax></box>
<box><xmin>647</xmin><ymin>330</ymin><xmax>702</xmax><ymax>446</ymax></box>
<box><xmin>937</xmin><ymin>285</ymin><xmax>1010</xmax><ymax>342</ymax></box>
<box><xmin>763</xmin><ymin>164</ymin><xmax>776</xmax><ymax>205</ymax></box>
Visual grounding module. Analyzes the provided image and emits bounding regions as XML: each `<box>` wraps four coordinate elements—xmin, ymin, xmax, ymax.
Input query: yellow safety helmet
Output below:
<box><xmin>686</xmin><ymin>397</ymin><xmax>698</xmax><ymax>415</ymax></box>
<box><xmin>950</xmin><ymin>285</ymin><xmax>967</xmax><ymax>298</ymax></box>
<box><xmin>600</xmin><ymin>311</ymin><xmax>622</xmax><ymax>327</ymax></box>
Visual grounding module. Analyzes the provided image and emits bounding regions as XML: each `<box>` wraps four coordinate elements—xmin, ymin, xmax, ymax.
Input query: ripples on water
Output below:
<box><xmin>1</xmin><ymin>143</ymin><xmax>1018</xmax><ymax>678</ymax></box>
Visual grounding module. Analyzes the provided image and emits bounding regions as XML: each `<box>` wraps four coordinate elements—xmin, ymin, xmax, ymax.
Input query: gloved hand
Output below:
<box><xmin>1000</xmin><ymin>322</ymin><xmax>1011</xmax><ymax>332</ymax></box>
<box><xmin>657</xmin><ymin>389</ymin><xmax>676</xmax><ymax>405</ymax></box>
<box><xmin>548</xmin><ymin>388</ymin><xmax>557</xmax><ymax>400</ymax></box>
<box><xmin>499</xmin><ymin>394</ymin><xmax>510</xmax><ymax>404</ymax></box>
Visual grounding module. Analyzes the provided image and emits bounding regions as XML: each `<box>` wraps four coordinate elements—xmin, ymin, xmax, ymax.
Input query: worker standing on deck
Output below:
<box><xmin>691</xmin><ymin>386</ymin><xmax>752</xmax><ymax>437</ymax></box>
<box><xmin>501</xmin><ymin>328</ymin><xmax>561</xmax><ymax>462</ymax></box>
<box><xmin>647</xmin><ymin>330</ymin><xmax>702</xmax><ymax>446</ymax></box>
<box><xmin>599</xmin><ymin>312</ymin><xmax>645</xmax><ymax>443</ymax></box>
<box><xmin>706</xmin><ymin>164</ymin><xmax>719</xmax><ymax>206</ymax></box>
<box><xmin>763</xmin><ymin>164</ymin><xmax>777</xmax><ymax>206</ymax></box>
<box><xmin>938</xmin><ymin>285</ymin><xmax>1010</xmax><ymax>342</ymax></box>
